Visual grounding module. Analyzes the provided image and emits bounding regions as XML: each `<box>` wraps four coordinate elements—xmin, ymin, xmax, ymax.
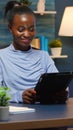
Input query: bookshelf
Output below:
<box><xmin>31</xmin><ymin>9</ymin><xmax>57</xmax><ymax>50</ymax></box>
<box><xmin>50</xmin><ymin>55</ymin><xmax>68</xmax><ymax>59</ymax></box>
<box><xmin>34</xmin><ymin>11</ymin><xmax>57</xmax><ymax>15</ymax></box>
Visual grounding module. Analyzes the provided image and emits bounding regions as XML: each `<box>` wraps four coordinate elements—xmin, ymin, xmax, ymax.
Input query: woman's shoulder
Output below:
<box><xmin>0</xmin><ymin>45</ymin><xmax>10</xmax><ymax>55</ymax></box>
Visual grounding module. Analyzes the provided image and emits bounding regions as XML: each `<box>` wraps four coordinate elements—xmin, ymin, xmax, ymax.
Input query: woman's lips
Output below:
<box><xmin>20</xmin><ymin>38</ymin><xmax>31</xmax><ymax>43</ymax></box>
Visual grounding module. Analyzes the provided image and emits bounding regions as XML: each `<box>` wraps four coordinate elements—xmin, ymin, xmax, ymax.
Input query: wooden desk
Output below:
<box><xmin>0</xmin><ymin>98</ymin><xmax>73</xmax><ymax>130</ymax></box>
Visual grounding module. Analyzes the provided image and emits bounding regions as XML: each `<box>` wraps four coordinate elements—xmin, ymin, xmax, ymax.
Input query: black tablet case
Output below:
<box><xmin>35</xmin><ymin>72</ymin><xmax>73</xmax><ymax>104</ymax></box>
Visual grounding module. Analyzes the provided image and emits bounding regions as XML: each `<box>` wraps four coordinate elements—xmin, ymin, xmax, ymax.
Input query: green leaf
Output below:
<box><xmin>0</xmin><ymin>86</ymin><xmax>11</xmax><ymax>106</ymax></box>
<box><xmin>49</xmin><ymin>38</ymin><xmax>62</xmax><ymax>48</ymax></box>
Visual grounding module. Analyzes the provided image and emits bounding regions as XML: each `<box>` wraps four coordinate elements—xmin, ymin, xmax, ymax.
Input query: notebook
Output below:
<box><xmin>9</xmin><ymin>106</ymin><xmax>35</xmax><ymax>114</ymax></box>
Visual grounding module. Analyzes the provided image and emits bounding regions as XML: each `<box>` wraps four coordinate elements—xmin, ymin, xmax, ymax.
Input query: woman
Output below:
<box><xmin>0</xmin><ymin>3</ymin><xmax>68</xmax><ymax>105</ymax></box>
<box><xmin>0</xmin><ymin>3</ymin><xmax>68</xmax><ymax>130</ymax></box>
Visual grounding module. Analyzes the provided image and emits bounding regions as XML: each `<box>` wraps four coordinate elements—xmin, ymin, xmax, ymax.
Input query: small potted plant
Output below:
<box><xmin>20</xmin><ymin>0</ymin><xmax>32</xmax><ymax>6</ymax></box>
<box><xmin>48</xmin><ymin>38</ymin><xmax>62</xmax><ymax>56</ymax></box>
<box><xmin>0</xmin><ymin>86</ymin><xmax>11</xmax><ymax>121</ymax></box>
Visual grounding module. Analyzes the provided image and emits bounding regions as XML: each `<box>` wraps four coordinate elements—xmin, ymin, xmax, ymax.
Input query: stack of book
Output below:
<box><xmin>31</xmin><ymin>37</ymin><xmax>40</xmax><ymax>49</ymax></box>
<box><xmin>31</xmin><ymin>36</ymin><xmax>49</xmax><ymax>52</ymax></box>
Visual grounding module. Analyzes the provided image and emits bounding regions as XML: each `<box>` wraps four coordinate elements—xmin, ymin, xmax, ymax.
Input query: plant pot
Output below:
<box><xmin>0</xmin><ymin>106</ymin><xmax>9</xmax><ymax>121</ymax></box>
<box><xmin>50</xmin><ymin>47</ymin><xmax>62</xmax><ymax>56</ymax></box>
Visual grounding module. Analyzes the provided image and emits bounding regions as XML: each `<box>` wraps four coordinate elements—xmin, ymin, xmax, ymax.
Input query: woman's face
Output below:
<box><xmin>9</xmin><ymin>14</ymin><xmax>36</xmax><ymax>51</ymax></box>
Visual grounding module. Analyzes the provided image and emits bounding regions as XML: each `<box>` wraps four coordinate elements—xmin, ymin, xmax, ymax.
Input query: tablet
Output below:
<box><xmin>35</xmin><ymin>72</ymin><xmax>73</xmax><ymax>96</ymax></box>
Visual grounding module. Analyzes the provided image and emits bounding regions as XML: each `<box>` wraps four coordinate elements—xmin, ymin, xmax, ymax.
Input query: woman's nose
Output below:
<box><xmin>23</xmin><ymin>30</ymin><xmax>30</xmax><ymax>37</ymax></box>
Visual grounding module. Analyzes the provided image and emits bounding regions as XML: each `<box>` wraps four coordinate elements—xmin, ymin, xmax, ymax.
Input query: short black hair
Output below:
<box><xmin>4</xmin><ymin>0</ymin><xmax>22</xmax><ymax>18</ymax></box>
<box><xmin>6</xmin><ymin>5</ymin><xmax>36</xmax><ymax>25</ymax></box>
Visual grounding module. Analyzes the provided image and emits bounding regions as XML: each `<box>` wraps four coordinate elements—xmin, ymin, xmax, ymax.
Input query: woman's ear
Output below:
<box><xmin>8</xmin><ymin>24</ymin><xmax>12</xmax><ymax>33</ymax></box>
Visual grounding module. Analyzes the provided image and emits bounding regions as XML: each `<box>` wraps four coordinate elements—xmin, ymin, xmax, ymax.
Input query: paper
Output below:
<box><xmin>9</xmin><ymin>106</ymin><xmax>35</xmax><ymax>114</ymax></box>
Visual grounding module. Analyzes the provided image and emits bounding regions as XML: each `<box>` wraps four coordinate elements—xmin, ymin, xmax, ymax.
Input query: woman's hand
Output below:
<box><xmin>22</xmin><ymin>88</ymin><xmax>36</xmax><ymax>104</ymax></box>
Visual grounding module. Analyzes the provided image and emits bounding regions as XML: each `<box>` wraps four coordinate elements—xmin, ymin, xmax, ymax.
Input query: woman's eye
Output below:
<box><xmin>18</xmin><ymin>27</ymin><xmax>24</xmax><ymax>32</ymax></box>
<box><xmin>29</xmin><ymin>27</ymin><xmax>35</xmax><ymax>32</ymax></box>
<box><xmin>17</xmin><ymin>26</ymin><xmax>35</xmax><ymax>32</ymax></box>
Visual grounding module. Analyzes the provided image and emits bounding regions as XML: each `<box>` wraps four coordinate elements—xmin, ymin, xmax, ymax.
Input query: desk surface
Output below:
<box><xmin>0</xmin><ymin>98</ymin><xmax>73</xmax><ymax>130</ymax></box>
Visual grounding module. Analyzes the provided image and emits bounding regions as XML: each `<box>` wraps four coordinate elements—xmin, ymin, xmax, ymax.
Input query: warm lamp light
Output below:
<box><xmin>58</xmin><ymin>6</ymin><xmax>73</xmax><ymax>36</ymax></box>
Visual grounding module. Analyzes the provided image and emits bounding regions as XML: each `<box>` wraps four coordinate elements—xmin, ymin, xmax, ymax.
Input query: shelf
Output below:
<box><xmin>34</xmin><ymin>11</ymin><xmax>57</xmax><ymax>15</ymax></box>
<box><xmin>50</xmin><ymin>55</ymin><xmax>68</xmax><ymax>59</ymax></box>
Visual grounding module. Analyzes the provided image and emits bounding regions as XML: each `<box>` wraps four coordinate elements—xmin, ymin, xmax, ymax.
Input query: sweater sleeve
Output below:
<box><xmin>10</xmin><ymin>90</ymin><xmax>24</xmax><ymax>103</ymax></box>
<box><xmin>0</xmin><ymin>59</ymin><xmax>4</xmax><ymax>86</ymax></box>
<box><xmin>41</xmin><ymin>51</ymin><xmax>58</xmax><ymax>73</ymax></box>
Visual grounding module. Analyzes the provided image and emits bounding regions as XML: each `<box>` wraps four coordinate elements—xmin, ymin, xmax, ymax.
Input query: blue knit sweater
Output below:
<box><xmin>0</xmin><ymin>44</ymin><xmax>58</xmax><ymax>102</ymax></box>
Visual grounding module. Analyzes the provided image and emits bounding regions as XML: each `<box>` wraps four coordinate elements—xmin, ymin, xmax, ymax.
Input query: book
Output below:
<box><xmin>40</xmin><ymin>36</ymin><xmax>49</xmax><ymax>52</ymax></box>
<box><xmin>44</xmin><ymin>38</ymin><xmax>49</xmax><ymax>52</ymax></box>
<box><xmin>9</xmin><ymin>106</ymin><xmax>35</xmax><ymax>114</ymax></box>
<box><xmin>40</xmin><ymin>36</ymin><xmax>45</xmax><ymax>51</ymax></box>
<box><xmin>31</xmin><ymin>38</ymin><xmax>40</xmax><ymax>49</ymax></box>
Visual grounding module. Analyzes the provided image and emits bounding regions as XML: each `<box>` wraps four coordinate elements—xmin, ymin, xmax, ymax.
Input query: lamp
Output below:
<box><xmin>58</xmin><ymin>6</ymin><xmax>73</xmax><ymax>36</ymax></box>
